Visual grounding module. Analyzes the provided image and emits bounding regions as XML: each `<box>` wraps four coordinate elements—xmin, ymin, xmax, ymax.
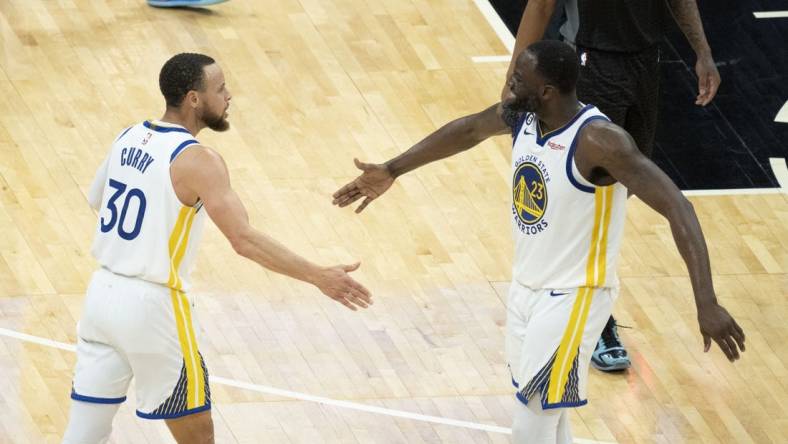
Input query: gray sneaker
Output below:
<box><xmin>591</xmin><ymin>316</ymin><xmax>631</xmax><ymax>371</ymax></box>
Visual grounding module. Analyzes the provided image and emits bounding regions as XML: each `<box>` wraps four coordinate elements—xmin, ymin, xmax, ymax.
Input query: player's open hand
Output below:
<box><xmin>313</xmin><ymin>262</ymin><xmax>372</xmax><ymax>311</ymax></box>
<box><xmin>698</xmin><ymin>302</ymin><xmax>745</xmax><ymax>362</ymax></box>
<box><xmin>332</xmin><ymin>159</ymin><xmax>394</xmax><ymax>213</ymax></box>
<box><xmin>695</xmin><ymin>53</ymin><xmax>720</xmax><ymax>106</ymax></box>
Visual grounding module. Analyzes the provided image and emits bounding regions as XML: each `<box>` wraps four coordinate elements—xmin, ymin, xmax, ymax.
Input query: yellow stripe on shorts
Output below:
<box><xmin>167</xmin><ymin>206</ymin><xmax>206</xmax><ymax>409</ymax></box>
<box><xmin>548</xmin><ymin>186</ymin><xmax>614</xmax><ymax>404</ymax></box>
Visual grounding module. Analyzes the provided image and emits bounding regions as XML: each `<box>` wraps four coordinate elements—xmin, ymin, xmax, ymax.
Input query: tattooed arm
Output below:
<box><xmin>667</xmin><ymin>0</ymin><xmax>721</xmax><ymax>106</ymax></box>
<box><xmin>574</xmin><ymin>120</ymin><xmax>745</xmax><ymax>362</ymax></box>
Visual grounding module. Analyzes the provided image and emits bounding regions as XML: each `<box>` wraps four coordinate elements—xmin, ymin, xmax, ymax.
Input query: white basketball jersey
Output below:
<box><xmin>91</xmin><ymin>120</ymin><xmax>206</xmax><ymax>292</ymax></box>
<box><xmin>510</xmin><ymin>105</ymin><xmax>627</xmax><ymax>289</ymax></box>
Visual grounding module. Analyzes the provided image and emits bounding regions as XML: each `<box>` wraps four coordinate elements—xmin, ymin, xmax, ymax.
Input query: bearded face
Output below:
<box><xmin>199</xmin><ymin>104</ymin><xmax>230</xmax><ymax>132</ymax></box>
<box><xmin>502</xmin><ymin>90</ymin><xmax>541</xmax><ymax>115</ymax></box>
<box><xmin>193</xmin><ymin>63</ymin><xmax>232</xmax><ymax>132</ymax></box>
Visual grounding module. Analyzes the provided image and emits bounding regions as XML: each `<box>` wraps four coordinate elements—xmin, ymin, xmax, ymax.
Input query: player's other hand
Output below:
<box><xmin>695</xmin><ymin>53</ymin><xmax>720</xmax><ymax>106</ymax></box>
<box><xmin>312</xmin><ymin>262</ymin><xmax>372</xmax><ymax>311</ymax></box>
<box><xmin>332</xmin><ymin>158</ymin><xmax>394</xmax><ymax>213</ymax></box>
<box><xmin>698</xmin><ymin>302</ymin><xmax>745</xmax><ymax>362</ymax></box>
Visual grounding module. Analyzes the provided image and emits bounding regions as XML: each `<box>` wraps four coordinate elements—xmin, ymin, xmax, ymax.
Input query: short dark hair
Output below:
<box><xmin>525</xmin><ymin>40</ymin><xmax>578</xmax><ymax>94</ymax></box>
<box><xmin>159</xmin><ymin>53</ymin><xmax>216</xmax><ymax>108</ymax></box>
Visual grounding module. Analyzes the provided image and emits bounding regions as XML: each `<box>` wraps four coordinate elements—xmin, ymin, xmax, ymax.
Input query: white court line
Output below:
<box><xmin>471</xmin><ymin>0</ymin><xmax>515</xmax><ymax>52</ymax></box>
<box><xmin>775</xmin><ymin>101</ymin><xmax>788</xmax><ymax>123</ymax></box>
<box><xmin>0</xmin><ymin>326</ymin><xmax>615</xmax><ymax>443</ymax></box>
<box><xmin>769</xmin><ymin>158</ymin><xmax>788</xmax><ymax>191</ymax></box>
<box><xmin>471</xmin><ymin>55</ymin><xmax>512</xmax><ymax>63</ymax></box>
<box><xmin>470</xmin><ymin>0</ymin><xmax>514</xmax><ymax>63</ymax></box>
<box><xmin>753</xmin><ymin>11</ymin><xmax>788</xmax><ymax>18</ymax></box>
<box><xmin>0</xmin><ymin>327</ymin><xmax>77</xmax><ymax>352</ymax></box>
<box><xmin>211</xmin><ymin>376</ymin><xmax>512</xmax><ymax>434</ymax></box>
<box><xmin>682</xmin><ymin>188</ymin><xmax>783</xmax><ymax>196</ymax></box>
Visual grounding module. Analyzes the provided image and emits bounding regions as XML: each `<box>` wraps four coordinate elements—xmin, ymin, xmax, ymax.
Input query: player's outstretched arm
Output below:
<box><xmin>172</xmin><ymin>146</ymin><xmax>372</xmax><ymax>311</ymax></box>
<box><xmin>332</xmin><ymin>103</ymin><xmax>510</xmax><ymax>213</ymax></box>
<box><xmin>576</xmin><ymin>121</ymin><xmax>745</xmax><ymax>362</ymax></box>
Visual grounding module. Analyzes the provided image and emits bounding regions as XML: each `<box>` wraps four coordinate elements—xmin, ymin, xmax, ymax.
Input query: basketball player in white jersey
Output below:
<box><xmin>332</xmin><ymin>40</ymin><xmax>743</xmax><ymax>443</ymax></box>
<box><xmin>63</xmin><ymin>53</ymin><xmax>372</xmax><ymax>444</ymax></box>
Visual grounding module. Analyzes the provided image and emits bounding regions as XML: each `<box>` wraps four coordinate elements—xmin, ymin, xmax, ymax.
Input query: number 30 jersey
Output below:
<box><xmin>510</xmin><ymin>105</ymin><xmax>628</xmax><ymax>290</ymax></box>
<box><xmin>90</xmin><ymin>120</ymin><xmax>207</xmax><ymax>292</ymax></box>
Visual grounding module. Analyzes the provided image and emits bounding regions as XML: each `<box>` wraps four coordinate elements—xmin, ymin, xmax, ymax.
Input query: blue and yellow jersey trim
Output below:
<box><xmin>143</xmin><ymin>120</ymin><xmax>192</xmax><ymax>134</ymax></box>
<box><xmin>565</xmin><ymin>115</ymin><xmax>610</xmax><ymax>194</ymax></box>
<box><xmin>536</xmin><ymin>104</ymin><xmax>593</xmax><ymax>146</ymax></box>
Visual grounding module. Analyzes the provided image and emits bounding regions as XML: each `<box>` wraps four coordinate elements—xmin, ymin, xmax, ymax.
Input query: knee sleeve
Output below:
<box><xmin>62</xmin><ymin>400</ymin><xmax>121</xmax><ymax>444</ymax></box>
<box><xmin>511</xmin><ymin>398</ymin><xmax>563</xmax><ymax>444</ymax></box>
<box><xmin>556</xmin><ymin>407</ymin><xmax>573</xmax><ymax>444</ymax></box>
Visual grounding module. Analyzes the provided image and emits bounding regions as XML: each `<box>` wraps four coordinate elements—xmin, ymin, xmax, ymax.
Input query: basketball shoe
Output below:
<box><xmin>591</xmin><ymin>316</ymin><xmax>631</xmax><ymax>371</ymax></box>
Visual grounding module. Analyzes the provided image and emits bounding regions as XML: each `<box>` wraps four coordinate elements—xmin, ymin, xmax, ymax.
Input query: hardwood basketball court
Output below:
<box><xmin>0</xmin><ymin>1</ymin><xmax>785</xmax><ymax>442</ymax></box>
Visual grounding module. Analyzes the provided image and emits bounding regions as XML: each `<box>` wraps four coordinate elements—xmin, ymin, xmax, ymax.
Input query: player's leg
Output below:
<box><xmin>134</xmin><ymin>350</ymin><xmax>213</xmax><ymax>444</ymax></box>
<box><xmin>165</xmin><ymin>410</ymin><xmax>214</xmax><ymax>444</ymax></box>
<box><xmin>511</xmin><ymin>396</ymin><xmax>563</xmax><ymax>443</ymax></box>
<box><xmin>512</xmin><ymin>284</ymin><xmax>618</xmax><ymax>438</ymax></box>
<box><xmin>62</xmin><ymin>401</ymin><xmax>122</xmax><ymax>444</ymax></box>
<box><xmin>578</xmin><ymin>287</ymin><xmax>622</xmax><ymax>389</ymax></box>
<box><xmin>556</xmin><ymin>406</ymin><xmax>573</xmax><ymax>444</ymax></box>
<box><xmin>64</xmin><ymin>335</ymin><xmax>130</xmax><ymax>442</ymax></box>
<box><xmin>64</xmin><ymin>273</ymin><xmax>133</xmax><ymax>443</ymax></box>
<box><xmin>507</xmin><ymin>284</ymin><xmax>597</xmax><ymax>443</ymax></box>
<box><xmin>506</xmin><ymin>282</ymin><xmax>563</xmax><ymax>442</ymax></box>
<box><xmin>126</xmin><ymin>286</ymin><xmax>213</xmax><ymax>443</ymax></box>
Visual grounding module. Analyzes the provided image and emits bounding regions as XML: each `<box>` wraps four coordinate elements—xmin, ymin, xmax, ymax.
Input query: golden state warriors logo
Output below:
<box><xmin>513</xmin><ymin>162</ymin><xmax>547</xmax><ymax>224</ymax></box>
<box><xmin>512</xmin><ymin>157</ymin><xmax>550</xmax><ymax>235</ymax></box>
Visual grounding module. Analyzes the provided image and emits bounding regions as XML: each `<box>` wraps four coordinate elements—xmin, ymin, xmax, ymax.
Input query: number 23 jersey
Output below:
<box><xmin>510</xmin><ymin>105</ymin><xmax>627</xmax><ymax>290</ymax></box>
<box><xmin>90</xmin><ymin>120</ymin><xmax>207</xmax><ymax>292</ymax></box>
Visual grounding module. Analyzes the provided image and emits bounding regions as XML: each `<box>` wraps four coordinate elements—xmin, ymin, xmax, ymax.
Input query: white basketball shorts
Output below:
<box><xmin>70</xmin><ymin>268</ymin><xmax>210</xmax><ymax>419</ymax></box>
<box><xmin>505</xmin><ymin>280</ymin><xmax>617</xmax><ymax>409</ymax></box>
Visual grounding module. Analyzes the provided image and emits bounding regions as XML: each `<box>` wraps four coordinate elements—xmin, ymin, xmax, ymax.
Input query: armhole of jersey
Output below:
<box><xmin>168</xmin><ymin>139</ymin><xmax>203</xmax><ymax>209</ymax></box>
<box><xmin>114</xmin><ymin>126</ymin><xmax>133</xmax><ymax>143</ymax></box>
<box><xmin>511</xmin><ymin>112</ymin><xmax>530</xmax><ymax>145</ymax></box>
<box><xmin>565</xmin><ymin>115</ymin><xmax>610</xmax><ymax>193</ymax></box>
<box><xmin>170</xmin><ymin>139</ymin><xmax>200</xmax><ymax>163</ymax></box>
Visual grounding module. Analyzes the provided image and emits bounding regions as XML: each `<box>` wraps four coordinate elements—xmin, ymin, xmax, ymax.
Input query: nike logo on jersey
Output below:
<box><xmin>523</xmin><ymin>129</ymin><xmax>534</xmax><ymax>135</ymax></box>
<box><xmin>549</xmin><ymin>290</ymin><xmax>570</xmax><ymax>297</ymax></box>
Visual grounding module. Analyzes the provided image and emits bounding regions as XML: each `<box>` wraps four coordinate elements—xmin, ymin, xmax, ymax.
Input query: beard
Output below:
<box><xmin>501</xmin><ymin>93</ymin><xmax>540</xmax><ymax>129</ymax></box>
<box><xmin>503</xmin><ymin>93</ymin><xmax>540</xmax><ymax>114</ymax></box>
<box><xmin>200</xmin><ymin>107</ymin><xmax>230</xmax><ymax>132</ymax></box>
